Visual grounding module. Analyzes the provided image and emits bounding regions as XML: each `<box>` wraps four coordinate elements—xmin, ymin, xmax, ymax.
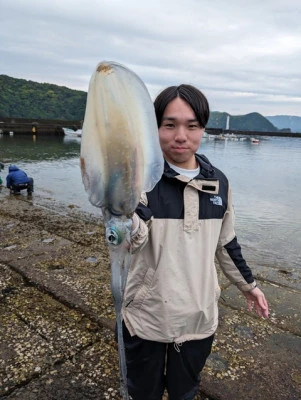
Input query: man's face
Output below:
<box><xmin>158</xmin><ymin>97</ymin><xmax>205</xmax><ymax>169</ymax></box>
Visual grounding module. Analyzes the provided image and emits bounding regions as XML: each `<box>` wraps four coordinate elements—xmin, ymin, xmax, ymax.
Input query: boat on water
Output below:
<box><xmin>207</xmin><ymin>134</ymin><xmax>216</xmax><ymax>140</ymax></box>
<box><xmin>224</xmin><ymin>133</ymin><xmax>239</xmax><ymax>141</ymax></box>
<box><xmin>63</xmin><ymin>127</ymin><xmax>82</xmax><ymax>137</ymax></box>
<box><xmin>250</xmin><ymin>137</ymin><xmax>260</xmax><ymax>144</ymax></box>
<box><xmin>224</xmin><ymin>133</ymin><xmax>248</xmax><ymax>141</ymax></box>
<box><xmin>214</xmin><ymin>134</ymin><xmax>226</xmax><ymax>141</ymax></box>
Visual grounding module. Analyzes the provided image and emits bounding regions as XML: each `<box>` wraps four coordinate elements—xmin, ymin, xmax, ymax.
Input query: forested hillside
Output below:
<box><xmin>207</xmin><ymin>111</ymin><xmax>278</xmax><ymax>132</ymax></box>
<box><xmin>0</xmin><ymin>75</ymin><xmax>281</xmax><ymax>132</ymax></box>
<box><xmin>0</xmin><ymin>75</ymin><xmax>86</xmax><ymax>120</ymax></box>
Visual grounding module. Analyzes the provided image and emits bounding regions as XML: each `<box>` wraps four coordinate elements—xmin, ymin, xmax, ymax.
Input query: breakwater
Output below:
<box><xmin>0</xmin><ymin>118</ymin><xmax>82</xmax><ymax>136</ymax></box>
<box><xmin>0</xmin><ymin>118</ymin><xmax>300</xmax><ymax>137</ymax></box>
<box><xmin>206</xmin><ymin>127</ymin><xmax>301</xmax><ymax>138</ymax></box>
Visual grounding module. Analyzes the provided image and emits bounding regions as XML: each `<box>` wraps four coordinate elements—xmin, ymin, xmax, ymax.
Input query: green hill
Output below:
<box><xmin>0</xmin><ymin>75</ymin><xmax>86</xmax><ymax>120</ymax></box>
<box><xmin>0</xmin><ymin>75</ymin><xmax>279</xmax><ymax>132</ymax></box>
<box><xmin>207</xmin><ymin>111</ymin><xmax>278</xmax><ymax>132</ymax></box>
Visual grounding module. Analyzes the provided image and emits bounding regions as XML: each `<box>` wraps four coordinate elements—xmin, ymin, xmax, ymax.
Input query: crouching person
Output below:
<box><xmin>6</xmin><ymin>165</ymin><xmax>34</xmax><ymax>195</ymax></box>
<box><xmin>0</xmin><ymin>162</ymin><xmax>4</xmax><ymax>186</ymax></box>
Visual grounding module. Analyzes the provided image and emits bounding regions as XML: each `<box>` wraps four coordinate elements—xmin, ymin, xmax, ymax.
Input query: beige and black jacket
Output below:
<box><xmin>123</xmin><ymin>154</ymin><xmax>256</xmax><ymax>343</ymax></box>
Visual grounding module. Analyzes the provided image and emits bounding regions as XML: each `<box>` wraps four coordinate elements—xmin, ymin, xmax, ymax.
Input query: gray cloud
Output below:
<box><xmin>0</xmin><ymin>0</ymin><xmax>300</xmax><ymax>116</ymax></box>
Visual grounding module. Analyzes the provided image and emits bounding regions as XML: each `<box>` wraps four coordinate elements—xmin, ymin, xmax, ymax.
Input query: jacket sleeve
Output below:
<box><xmin>215</xmin><ymin>185</ymin><xmax>257</xmax><ymax>292</ymax></box>
<box><xmin>130</xmin><ymin>192</ymin><xmax>153</xmax><ymax>253</ymax></box>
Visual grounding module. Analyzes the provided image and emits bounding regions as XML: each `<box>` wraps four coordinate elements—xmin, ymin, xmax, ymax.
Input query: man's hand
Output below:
<box><xmin>131</xmin><ymin>213</ymin><xmax>140</xmax><ymax>236</ymax></box>
<box><xmin>243</xmin><ymin>287</ymin><xmax>269</xmax><ymax>318</ymax></box>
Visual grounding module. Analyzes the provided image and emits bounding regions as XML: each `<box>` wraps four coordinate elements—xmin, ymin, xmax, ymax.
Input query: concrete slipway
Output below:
<box><xmin>0</xmin><ymin>188</ymin><xmax>300</xmax><ymax>400</ymax></box>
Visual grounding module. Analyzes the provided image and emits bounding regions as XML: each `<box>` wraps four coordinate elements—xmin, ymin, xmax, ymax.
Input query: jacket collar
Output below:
<box><xmin>163</xmin><ymin>154</ymin><xmax>215</xmax><ymax>179</ymax></box>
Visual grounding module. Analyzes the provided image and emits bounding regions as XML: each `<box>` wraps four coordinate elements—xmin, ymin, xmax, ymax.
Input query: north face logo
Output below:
<box><xmin>210</xmin><ymin>195</ymin><xmax>222</xmax><ymax>206</ymax></box>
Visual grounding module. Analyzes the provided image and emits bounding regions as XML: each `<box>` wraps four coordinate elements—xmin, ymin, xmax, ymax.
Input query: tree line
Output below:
<box><xmin>0</xmin><ymin>75</ymin><xmax>86</xmax><ymax>120</ymax></box>
<box><xmin>0</xmin><ymin>74</ymin><xmax>279</xmax><ymax>132</ymax></box>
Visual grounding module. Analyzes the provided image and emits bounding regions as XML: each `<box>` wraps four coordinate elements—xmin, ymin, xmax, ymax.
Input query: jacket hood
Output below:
<box><xmin>9</xmin><ymin>165</ymin><xmax>19</xmax><ymax>172</ymax></box>
<box><xmin>195</xmin><ymin>153</ymin><xmax>215</xmax><ymax>178</ymax></box>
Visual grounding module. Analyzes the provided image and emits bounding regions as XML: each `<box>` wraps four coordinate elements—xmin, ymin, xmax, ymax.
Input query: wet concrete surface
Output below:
<box><xmin>0</xmin><ymin>188</ymin><xmax>300</xmax><ymax>400</ymax></box>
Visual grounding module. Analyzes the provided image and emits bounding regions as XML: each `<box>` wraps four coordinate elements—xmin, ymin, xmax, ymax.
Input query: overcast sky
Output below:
<box><xmin>1</xmin><ymin>0</ymin><xmax>300</xmax><ymax>116</ymax></box>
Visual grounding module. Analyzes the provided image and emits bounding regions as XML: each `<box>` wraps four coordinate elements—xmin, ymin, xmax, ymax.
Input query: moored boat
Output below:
<box><xmin>63</xmin><ymin>127</ymin><xmax>82</xmax><ymax>137</ymax></box>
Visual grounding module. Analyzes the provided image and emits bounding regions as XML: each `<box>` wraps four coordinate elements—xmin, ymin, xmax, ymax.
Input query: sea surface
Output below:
<box><xmin>1</xmin><ymin>133</ymin><xmax>300</xmax><ymax>272</ymax></box>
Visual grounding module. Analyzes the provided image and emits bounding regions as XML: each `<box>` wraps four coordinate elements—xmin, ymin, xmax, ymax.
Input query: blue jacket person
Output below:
<box><xmin>6</xmin><ymin>165</ymin><xmax>34</xmax><ymax>195</ymax></box>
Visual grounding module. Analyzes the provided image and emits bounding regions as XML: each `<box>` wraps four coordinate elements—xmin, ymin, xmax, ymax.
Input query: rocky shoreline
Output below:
<box><xmin>0</xmin><ymin>187</ymin><xmax>300</xmax><ymax>399</ymax></box>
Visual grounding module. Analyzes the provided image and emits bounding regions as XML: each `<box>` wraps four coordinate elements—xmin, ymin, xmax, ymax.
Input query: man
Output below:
<box><xmin>121</xmin><ymin>84</ymin><xmax>269</xmax><ymax>400</ymax></box>
<box><xmin>6</xmin><ymin>165</ymin><xmax>34</xmax><ymax>195</ymax></box>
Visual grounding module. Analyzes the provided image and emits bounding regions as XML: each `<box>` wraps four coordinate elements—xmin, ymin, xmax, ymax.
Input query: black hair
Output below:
<box><xmin>153</xmin><ymin>84</ymin><xmax>210</xmax><ymax>129</ymax></box>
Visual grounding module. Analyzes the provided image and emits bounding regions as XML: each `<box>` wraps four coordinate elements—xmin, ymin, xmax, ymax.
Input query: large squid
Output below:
<box><xmin>80</xmin><ymin>61</ymin><xmax>164</xmax><ymax>399</ymax></box>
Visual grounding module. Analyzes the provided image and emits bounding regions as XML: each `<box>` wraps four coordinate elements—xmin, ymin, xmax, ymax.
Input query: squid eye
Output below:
<box><xmin>106</xmin><ymin>227</ymin><xmax>122</xmax><ymax>245</ymax></box>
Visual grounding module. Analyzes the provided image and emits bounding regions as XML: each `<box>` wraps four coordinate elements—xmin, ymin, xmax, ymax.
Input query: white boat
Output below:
<box><xmin>63</xmin><ymin>127</ymin><xmax>82</xmax><ymax>137</ymax></box>
<box><xmin>214</xmin><ymin>134</ymin><xmax>227</xmax><ymax>141</ymax></box>
<box><xmin>208</xmin><ymin>134</ymin><xmax>216</xmax><ymax>140</ymax></box>
<box><xmin>250</xmin><ymin>137</ymin><xmax>260</xmax><ymax>144</ymax></box>
<box><xmin>224</xmin><ymin>133</ymin><xmax>239</xmax><ymax>141</ymax></box>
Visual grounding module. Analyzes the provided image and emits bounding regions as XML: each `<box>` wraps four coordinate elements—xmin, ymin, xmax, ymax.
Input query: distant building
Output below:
<box><xmin>226</xmin><ymin>115</ymin><xmax>230</xmax><ymax>130</ymax></box>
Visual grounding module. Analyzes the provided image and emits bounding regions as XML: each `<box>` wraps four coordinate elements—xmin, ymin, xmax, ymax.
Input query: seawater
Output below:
<box><xmin>0</xmin><ymin>134</ymin><xmax>300</xmax><ymax>271</ymax></box>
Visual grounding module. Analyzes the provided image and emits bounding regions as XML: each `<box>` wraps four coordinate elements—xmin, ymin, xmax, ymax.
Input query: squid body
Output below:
<box><xmin>80</xmin><ymin>61</ymin><xmax>164</xmax><ymax>399</ymax></box>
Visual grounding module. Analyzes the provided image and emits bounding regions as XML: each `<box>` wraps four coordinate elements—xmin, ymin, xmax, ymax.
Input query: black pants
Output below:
<box><xmin>11</xmin><ymin>178</ymin><xmax>34</xmax><ymax>194</ymax></box>
<box><xmin>120</xmin><ymin>322</ymin><xmax>214</xmax><ymax>400</ymax></box>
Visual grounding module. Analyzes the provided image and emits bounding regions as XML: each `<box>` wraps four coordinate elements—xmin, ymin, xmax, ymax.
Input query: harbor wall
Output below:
<box><xmin>206</xmin><ymin>128</ymin><xmax>301</xmax><ymax>138</ymax></box>
<box><xmin>0</xmin><ymin>118</ymin><xmax>300</xmax><ymax>138</ymax></box>
<box><xmin>0</xmin><ymin>118</ymin><xmax>83</xmax><ymax>136</ymax></box>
